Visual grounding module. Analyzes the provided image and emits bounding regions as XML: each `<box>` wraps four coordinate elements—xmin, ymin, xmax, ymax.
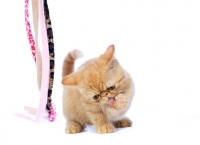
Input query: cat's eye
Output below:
<box><xmin>107</xmin><ymin>85</ymin><xmax>115</xmax><ymax>90</ymax></box>
<box><xmin>93</xmin><ymin>94</ymin><xmax>100</xmax><ymax>100</ymax></box>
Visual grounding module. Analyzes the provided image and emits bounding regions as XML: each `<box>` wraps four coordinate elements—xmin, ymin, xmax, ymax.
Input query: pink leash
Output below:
<box><xmin>25</xmin><ymin>0</ymin><xmax>36</xmax><ymax>62</ymax></box>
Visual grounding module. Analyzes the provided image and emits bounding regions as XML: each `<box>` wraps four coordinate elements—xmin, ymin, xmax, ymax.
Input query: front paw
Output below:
<box><xmin>65</xmin><ymin>121</ymin><xmax>83</xmax><ymax>134</ymax></box>
<box><xmin>96</xmin><ymin>123</ymin><xmax>115</xmax><ymax>134</ymax></box>
<box><xmin>113</xmin><ymin>94</ymin><xmax>127</xmax><ymax>110</ymax></box>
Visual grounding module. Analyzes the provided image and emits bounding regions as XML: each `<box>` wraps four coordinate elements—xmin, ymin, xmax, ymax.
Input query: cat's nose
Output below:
<box><xmin>100</xmin><ymin>91</ymin><xmax>109</xmax><ymax>97</ymax></box>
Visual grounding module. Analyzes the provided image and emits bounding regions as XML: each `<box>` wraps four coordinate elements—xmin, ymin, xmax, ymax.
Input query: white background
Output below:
<box><xmin>0</xmin><ymin>0</ymin><xmax>200</xmax><ymax>145</ymax></box>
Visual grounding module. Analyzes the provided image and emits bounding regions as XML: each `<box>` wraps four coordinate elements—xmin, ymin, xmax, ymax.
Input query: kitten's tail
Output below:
<box><xmin>62</xmin><ymin>49</ymin><xmax>83</xmax><ymax>78</ymax></box>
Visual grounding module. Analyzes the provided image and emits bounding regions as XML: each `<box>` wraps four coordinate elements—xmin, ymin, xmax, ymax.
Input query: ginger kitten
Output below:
<box><xmin>62</xmin><ymin>45</ymin><xmax>135</xmax><ymax>134</ymax></box>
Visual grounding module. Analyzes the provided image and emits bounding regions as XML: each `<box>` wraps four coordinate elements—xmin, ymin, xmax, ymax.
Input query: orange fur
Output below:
<box><xmin>62</xmin><ymin>45</ymin><xmax>135</xmax><ymax>134</ymax></box>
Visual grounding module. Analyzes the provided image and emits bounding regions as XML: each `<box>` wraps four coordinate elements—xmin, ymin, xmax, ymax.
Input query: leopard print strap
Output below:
<box><xmin>43</xmin><ymin>0</ymin><xmax>56</xmax><ymax>121</ymax></box>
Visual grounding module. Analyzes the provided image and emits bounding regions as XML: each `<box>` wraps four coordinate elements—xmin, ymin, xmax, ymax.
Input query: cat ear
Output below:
<box><xmin>62</xmin><ymin>74</ymin><xmax>76</xmax><ymax>86</ymax></box>
<box><xmin>101</xmin><ymin>45</ymin><xmax>115</xmax><ymax>62</ymax></box>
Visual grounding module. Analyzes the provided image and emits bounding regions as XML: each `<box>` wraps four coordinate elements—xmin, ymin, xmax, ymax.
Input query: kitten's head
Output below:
<box><xmin>62</xmin><ymin>45</ymin><xmax>132</xmax><ymax>106</ymax></box>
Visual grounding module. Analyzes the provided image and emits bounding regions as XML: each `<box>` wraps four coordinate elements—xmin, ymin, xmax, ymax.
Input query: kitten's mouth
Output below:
<box><xmin>108</xmin><ymin>97</ymin><xmax>115</xmax><ymax>106</ymax></box>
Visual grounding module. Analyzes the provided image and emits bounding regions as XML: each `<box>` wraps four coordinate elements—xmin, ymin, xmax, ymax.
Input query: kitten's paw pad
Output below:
<box><xmin>114</xmin><ymin>118</ymin><xmax>132</xmax><ymax>128</ymax></box>
<box><xmin>65</xmin><ymin>124</ymin><xmax>82</xmax><ymax>134</ymax></box>
<box><xmin>96</xmin><ymin>123</ymin><xmax>115</xmax><ymax>134</ymax></box>
<box><xmin>113</xmin><ymin>94</ymin><xmax>127</xmax><ymax>110</ymax></box>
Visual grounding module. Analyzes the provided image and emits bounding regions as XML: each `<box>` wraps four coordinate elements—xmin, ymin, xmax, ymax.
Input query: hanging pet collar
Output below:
<box><xmin>23</xmin><ymin>0</ymin><xmax>56</xmax><ymax>122</ymax></box>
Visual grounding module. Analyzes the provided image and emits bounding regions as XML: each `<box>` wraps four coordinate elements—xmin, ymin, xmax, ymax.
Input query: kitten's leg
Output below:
<box><xmin>92</xmin><ymin>113</ymin><xmax>114</xmax><ymax>134</ymax></box>
<box><xmin>114</xmin><ymin>117</ymin><xmax>132</xmax><ymax>128</ymax></box>
<box><xmin>84</xmin><ymin>105</ymin><xmax>114</xmax><ymax>134</ymax></box>
<box><xmin>65</xmin><ymin>120</ymin><xmax>84</xmax><ymax>134</ymax></box>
